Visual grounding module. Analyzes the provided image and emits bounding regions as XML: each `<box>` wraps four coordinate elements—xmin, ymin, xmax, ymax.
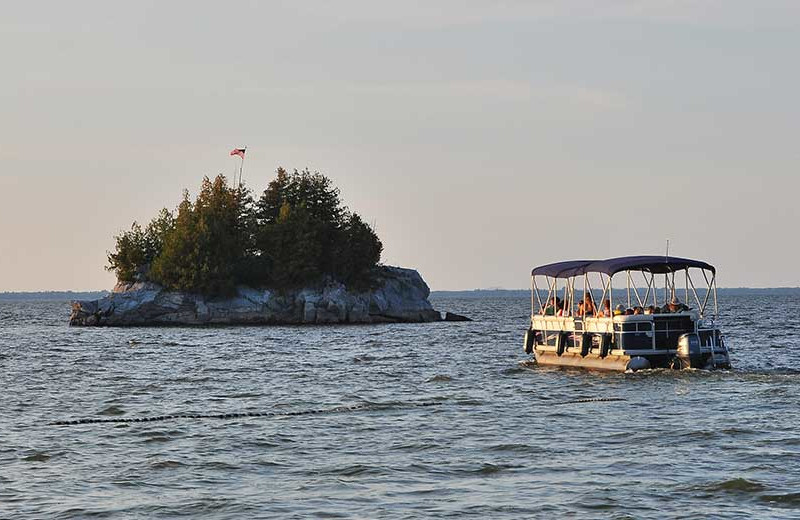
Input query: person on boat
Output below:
<box><xmin>644</xmin><ymin>305</ymin><xmax>655</xmax><ymax>315</ymax></box>
<box><xmin>596</xmin><ymin>299</ymin><xmax>611</xmax><ymax>317</ymax></box>
<box><xmin>543</xmin><ymin>297</ymin><xmax>563</xmax><ymax>316</ymax></box>
<box><xmin>613</xmin><ymin>304</ymin><xmax>625</xmax><ymax>316</ymax></box>
<box><xmin>665</xmin><ymin>297</ymin><xmax>688</xmax><ymax>313</ymax></box>
<box><xmin>653</xmin><ymin>306</ymin><xmax>662</xmax><ymax>314</ymax></box>
<box><xmin>583</xmin><ymin>294</ymin><xmax>596</xmax><ymax>316</ymax></box>
<box><xmin>633</xmin><ymin>306</ymin><xmax>644</xmax><ymax>315</ymax></box>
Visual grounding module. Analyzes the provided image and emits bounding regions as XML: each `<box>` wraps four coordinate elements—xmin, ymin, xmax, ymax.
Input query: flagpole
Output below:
<box><xmin>238</xmin><ymin>146</ymin><xmax>247</xmax><ymax>189</ymax></box>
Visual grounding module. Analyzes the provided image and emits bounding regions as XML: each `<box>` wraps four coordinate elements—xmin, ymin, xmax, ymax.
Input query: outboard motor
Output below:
<box><xmin>523</xmin><ymin>329</ymin><xmax>536</xmax><ymax>354</ymax></box>
<box><xmin>676</xmin><ymin>333</ymin><xmax>703</xmax><ymax>369</ymax></box>
<box><xmin>580</xmin><ymin>332</ymin><xmax>592</xmax><ymax>357</ymax></box>
<box><xmin>598</xmin><ymin>334</ymin><xmax>612</xmax><ymax>358</ymax></box>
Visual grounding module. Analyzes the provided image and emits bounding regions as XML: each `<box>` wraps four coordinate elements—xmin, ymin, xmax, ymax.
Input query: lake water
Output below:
<box><xmin>2</xmin><ymin>293</ymin><xmax>800</xmax><ymax>519</ymax></box>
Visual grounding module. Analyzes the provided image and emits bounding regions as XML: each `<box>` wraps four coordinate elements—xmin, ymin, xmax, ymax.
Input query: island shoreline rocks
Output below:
<box><xmin>69</xmin><ymin>266</ymin><xmax>443</xmax><ymax>326</ymax></box>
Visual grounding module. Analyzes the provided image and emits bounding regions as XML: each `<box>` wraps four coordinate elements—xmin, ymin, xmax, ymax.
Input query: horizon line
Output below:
<box><xmin>3</xmin><ymin>286</ymin><xmax>800</xmax><ymax>294</ymax></box>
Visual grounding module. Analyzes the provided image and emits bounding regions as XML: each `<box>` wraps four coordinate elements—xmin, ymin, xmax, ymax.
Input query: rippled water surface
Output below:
<box><xmin>2</xmin><ymin>293</ymin><xmax>800</xmax><ymax>518</ymax></box>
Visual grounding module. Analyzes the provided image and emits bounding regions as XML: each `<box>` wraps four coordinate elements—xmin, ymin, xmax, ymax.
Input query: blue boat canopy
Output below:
<box><xmin>532</xmin><ymin>255</ymin><xmax>715</xmax><ymax>278</ymax></box>
<box><xmin>530</xmin><ymin>260</ymin><xmax>596</xmax><ymax>278</ymax></box>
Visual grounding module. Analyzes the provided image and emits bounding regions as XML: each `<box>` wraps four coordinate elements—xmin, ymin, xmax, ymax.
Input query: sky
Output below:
<box><xmin>1</xmin><ymin>1</ymin><xmax>798</xmax><ymax>291</ymax></box>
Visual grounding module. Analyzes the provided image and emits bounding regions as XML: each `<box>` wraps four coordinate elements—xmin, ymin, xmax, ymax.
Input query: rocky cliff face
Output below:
<box><xmin>69</xmin><ymin>266</ymin><xmax>441</xmax><ymax>326</ymax></box>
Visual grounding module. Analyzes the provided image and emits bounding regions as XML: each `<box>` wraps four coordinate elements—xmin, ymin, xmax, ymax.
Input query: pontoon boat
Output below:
<box><xmin>523</xmin><ymin>256</ymin><xmax>730</xmax><ymax>371</ymax></box>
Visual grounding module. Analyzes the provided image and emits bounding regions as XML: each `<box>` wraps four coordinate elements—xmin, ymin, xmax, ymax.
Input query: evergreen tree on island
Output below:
<box><xmin>107</xmin><ymin>168</ymin><xmax>382</xmax><ymax>296</ymax></box>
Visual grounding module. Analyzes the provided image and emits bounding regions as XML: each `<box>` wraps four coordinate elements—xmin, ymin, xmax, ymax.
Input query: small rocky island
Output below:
<box><xmin>70</xmin><ymin>266</ymin><xmax>440</xmax><ymax>326</ymax></box>
<box><xmin>71</xmin><ymin>167</ymin><xmax>443</xmax><ymax>326</ymax></box>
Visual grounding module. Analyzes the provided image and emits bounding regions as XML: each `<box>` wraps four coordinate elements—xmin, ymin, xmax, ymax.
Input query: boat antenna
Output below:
<box><xmin>665</xmin><ymin>238</ymin><xmax>670</xmax><ymax>304</ymax></box>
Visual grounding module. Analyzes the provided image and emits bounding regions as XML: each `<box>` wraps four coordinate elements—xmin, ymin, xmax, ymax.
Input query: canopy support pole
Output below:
<box><xmin>647</xmin><ymin>273</ymin><xmax>653</xmax><ymax>307</ymax></box>
<box><xmin>626</xmin><ymin>271</ymin><xmax>631</xmax><ymax>308</ymax></box>
<box><xmin>584</xmin><ymin>274</ymin><xmax>589</xmax><ymax>314</ymax></box>
<box><xmin>700</xmin><ymin>270</ymin><xmax>715</xmax><ymax>318</ymax></box>
<box><xmin>585</xmin><ymin>275</ymin><xmax>595</xmax><ymax>312</ymax></box>
<box><xmin>687</xmin><ymin>270</ymin><xmax>703</xmax><ymax>316</ymax></box>
<box><xmin>713</xmin><ymin>275</ymin><xmax>719</xmax><ymax>318</ymax></box>
<box><xmin>628</xmin><ymin>272</ymin><xmax>645</xmax><ymax>308</ymax></box>
<box><xmin>569</xmin><ymin>277</ymin><xmax>576</xmax><ymax>317</ymax></box>
<box><xmin>598</xmin><ymin>273</ymin><xmax>612</xmax><ymax>311</ymax></box>
<box><xmin>643</xmin><ymin>272</ymin><xmax>654</xmax><ymax>308</ymax></box>
<box><xmin>685</xmin><ymin>268</ymin><xmax>689</xmax><ymax>306</ymax></box>
<box><xmin>530</xmin><ymin>276</ymin><xmax>535</xmax><ymax>317</ymax></box>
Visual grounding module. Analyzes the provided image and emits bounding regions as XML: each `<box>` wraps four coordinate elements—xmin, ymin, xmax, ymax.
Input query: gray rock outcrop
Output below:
<box><xmin>69</xmin><ymin>266</ymin><xmax>442</xmax><ymax>326</ymax></box>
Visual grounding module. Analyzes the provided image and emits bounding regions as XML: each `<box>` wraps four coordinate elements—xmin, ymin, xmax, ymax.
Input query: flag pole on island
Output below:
<box><xmin>230</xmin><ymin>147</ymin><xmax>246</xmax><ymax>189</ymax></box>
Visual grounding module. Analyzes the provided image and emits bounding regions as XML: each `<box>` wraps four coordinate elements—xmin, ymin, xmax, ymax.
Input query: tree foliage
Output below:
<box><xmin>148</xmin><ymin>176</ymin><xmax>252</xmax><ymax>295</ymax></box>
<box><xmin>106</xmin><ymin>168</ymin><xmax>383</xmax><ymax>295</ymax></box>
<box><xmin>107</xmin><ymin>208</ymin><xmax>175</xmax><ymax>283</ymax></box>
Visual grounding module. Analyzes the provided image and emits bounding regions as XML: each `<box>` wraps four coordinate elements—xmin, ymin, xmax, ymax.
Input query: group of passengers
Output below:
<box><xmin>542</xmin><ymin>295</ymin><xmax>689</xmax><ymax>317</ymax></box>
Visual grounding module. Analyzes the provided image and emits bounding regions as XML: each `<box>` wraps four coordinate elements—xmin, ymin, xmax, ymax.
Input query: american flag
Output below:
<box><xmin>230</xmin><ymin>148</ymin><xmax>246</xmax><ymax>158</ymax></box>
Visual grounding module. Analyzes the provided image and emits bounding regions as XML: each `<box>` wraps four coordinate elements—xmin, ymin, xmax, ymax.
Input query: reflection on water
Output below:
<box><xmin>1</xmin><ymin>294</ymin><xmax>800</xmax><ymax>518</ymax></box>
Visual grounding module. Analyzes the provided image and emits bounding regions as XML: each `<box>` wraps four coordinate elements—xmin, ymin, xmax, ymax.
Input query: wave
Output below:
<box><xmin>20</xmin><ymin>452</ymin><xmax>51</xmax><ymax>462</ymax></box>
<box><xmin>426</xmin><ymin>374</ymin><xmax>452</xmax><ymax>382</ymax></box>
<box><xmin>150</xmin><ymin>460</ymin><xmax>186</xmax><ymax>469</ymax></box>
<box><xmin>758</xmin><ymin>492</ymin><xmax>800</xmax><ymax>506</ymax></box>
<box><xmin>704</xmin><ymin>478</ymin><xmax>766</xmax><ymax>493</ymax></box>
<box><xmin>98</xmin><ymin>405</ymin><xmax>126</xmax><ymax>416</ymax></box>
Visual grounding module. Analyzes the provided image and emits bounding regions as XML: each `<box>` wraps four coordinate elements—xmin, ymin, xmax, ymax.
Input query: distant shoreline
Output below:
<box><xmin>431</xmin><ymin>287</ymin><xmax>800</xmax><ymax>298</ymax></box>
<box><xmin>2</xmin><ymin>287</ymin><xmax>799</xmax><ymax>301</ymax></box>
<box><xmin>0</xmin><ymin>291</ymin><xmax>109</xmax><ymax>301</ymax></box>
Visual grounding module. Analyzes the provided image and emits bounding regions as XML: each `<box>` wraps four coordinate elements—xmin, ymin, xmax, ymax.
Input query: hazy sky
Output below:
<box><xmin>1</xmin><ymin>1</ymin><xmax>799</xmax><ymax>290</ymax></box>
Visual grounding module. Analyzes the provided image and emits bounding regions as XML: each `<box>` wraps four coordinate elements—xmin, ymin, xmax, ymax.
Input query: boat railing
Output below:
<box><xmin>531</xmin><ymin>311</ymin><xmax>714</xmax><ymax>354</ymax></box>
<box><xmin>532</xmin><ymin>311</ymin><xmax>700</xmax><ymax>331</ymax></box>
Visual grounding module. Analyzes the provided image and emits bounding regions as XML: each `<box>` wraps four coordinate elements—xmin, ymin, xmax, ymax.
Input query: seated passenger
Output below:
<box><xmin>625</xmin><ymin>308</ymin><xmax>634</xmax><ymax>315</ymax></box>
<box><xmin>644</xmin><ymin>305</ymin><xmax>655</xmax><ymax>315</ymax></box>
<box><xmin>583</xmin><ymin>294</ymin><xmax>596</xmax><ymax>316</ymax></box>
<box><xmin>633</xmin><ymin>306</ymin><xmax>643</xmax><ymax>315</ymax></box>
<box><xmin>653</xmin><ymin>306</ymin><xmax>662</xmax><ymax>314</ymax></box>
<box><xmin>596</xmin><ymin>299</ymin><xmax>611</xmax><ymax>318</ymax></box>
<box><xmin>576</xmin><ymin>301</ymin><xmax>585</xmax><ymax>317</ymax></box>
<box><xmin>613</xmin><ymin>304</ymin><xmax>625</xmax><ymax>316</ymax></box>
<box><xmin>666</xmin><ymin>297</ymin><xmax>689</xmax><ymax>313</ymax></box>
<box><xmin>543</xmin><ymin>296</ymin><xmax>561</xmax><ymax>316</ymax></box>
